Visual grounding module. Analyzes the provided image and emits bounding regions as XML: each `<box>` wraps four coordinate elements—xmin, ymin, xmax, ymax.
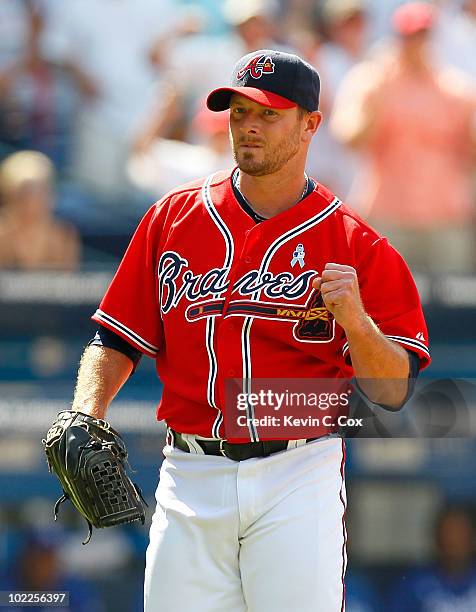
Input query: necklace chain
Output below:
<box><xmin>300</xmin><ymin>173</ymin><xmax>309</xmax><ymax>200</ymax></box>
<box><xmin>235</xmin><ymin>171</ymin><xmax>309</xmax><ymax>219</ymax></box>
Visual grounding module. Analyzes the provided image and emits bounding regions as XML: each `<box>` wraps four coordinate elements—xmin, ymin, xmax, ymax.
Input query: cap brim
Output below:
<box><xmin>396</xmin><ymin>25</ymin><xmax>432</xmax><ymax>36</ymax></box>
<box><xmin>207</xmin><ymin>87</ymin><xmax>296</xmax><ymax>112</ymax></box>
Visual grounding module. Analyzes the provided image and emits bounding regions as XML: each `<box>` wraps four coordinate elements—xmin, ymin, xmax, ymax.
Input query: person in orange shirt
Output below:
<box><xmin>331</xmin><ymin>1</ymin><xmax>476</xmax><ymax>273</ymax></box>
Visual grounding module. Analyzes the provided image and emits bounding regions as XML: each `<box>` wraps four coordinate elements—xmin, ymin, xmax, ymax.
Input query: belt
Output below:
<box><xmin>170</xmin><ymin>429</ymin><xmax>319</xmax><ymax>462</ymax></box>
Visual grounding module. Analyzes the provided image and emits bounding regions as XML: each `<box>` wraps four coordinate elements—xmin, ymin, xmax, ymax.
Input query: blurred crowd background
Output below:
<box><xmin>0</xmin><ymin>0</ymin><xmax>475</xmax><ymax>610</ymax></box>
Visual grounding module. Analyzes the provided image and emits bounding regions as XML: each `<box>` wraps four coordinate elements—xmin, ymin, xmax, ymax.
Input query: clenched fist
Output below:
<box><xmin>312</xmin><ymin>263</ymin><xmax>367</xmax><ymax>333</ymax></box>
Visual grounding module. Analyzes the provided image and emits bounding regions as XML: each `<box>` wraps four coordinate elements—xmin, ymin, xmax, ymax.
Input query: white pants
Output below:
<box><xmin>144</xmin><ymin>436</ymin><xmax>347</xmax><ymax>612</ymax></box>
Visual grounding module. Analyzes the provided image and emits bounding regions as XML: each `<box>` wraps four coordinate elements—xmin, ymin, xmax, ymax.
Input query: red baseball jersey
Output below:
<box><xmin>92</xmin><ymin>169</ymin><xmax>430</xmax><ymax>439</ymax></box>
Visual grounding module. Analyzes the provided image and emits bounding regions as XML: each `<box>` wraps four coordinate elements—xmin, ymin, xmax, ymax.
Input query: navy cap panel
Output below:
<box><xmin>231</xmin><ymin>51</ymin><xmax>296</xmax><ymax>98</ymax></box>
<box><xmin>291</xmin><ymin>55</ymin><xmax>300</xmax><ymax>107</ymax></box>
<box><xmin>207</xmin><ymin>49</ymin><xmax>320</xmax><ymax>113</ymax></box>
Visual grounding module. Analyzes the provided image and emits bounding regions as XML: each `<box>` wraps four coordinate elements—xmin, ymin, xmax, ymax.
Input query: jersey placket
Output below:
<box><xmin>215</xmin><ymin>224</ymin><xmax>263</xmax><ymax>441</ymax></box>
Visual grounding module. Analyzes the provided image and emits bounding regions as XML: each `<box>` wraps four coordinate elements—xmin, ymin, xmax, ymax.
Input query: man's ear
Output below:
<box><xmin>302</xmin><ymin>111</ymin><xmax>322</xmax><ymax>141</ymax></box>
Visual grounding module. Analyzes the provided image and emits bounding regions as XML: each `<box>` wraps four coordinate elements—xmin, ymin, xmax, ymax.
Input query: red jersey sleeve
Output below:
<box><xmin>344</xmin><ymin>235</ymin><xmax>431</xmax><ymax>369</ymax></box>
<box><xmin>92</xmin><ymin>203</ymin><xmax>164</xmax><ymax>357</ymax></box>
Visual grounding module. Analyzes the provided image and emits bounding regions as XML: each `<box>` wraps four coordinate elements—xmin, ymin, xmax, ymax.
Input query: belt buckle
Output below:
<box><xmin>219</xmin><ymin>439</ymin><xmax>227</xmax><ymax>457</ymax></box>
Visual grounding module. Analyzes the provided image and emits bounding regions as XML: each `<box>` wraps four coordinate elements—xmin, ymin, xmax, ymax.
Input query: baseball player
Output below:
<box><xmin>70</xmin><ymin>50</ymin><xmax>430</xmax><ymax>611</ymax></box>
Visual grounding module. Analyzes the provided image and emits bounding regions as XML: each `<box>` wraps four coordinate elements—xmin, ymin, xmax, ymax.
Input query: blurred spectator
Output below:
<box><xmin>0</xmin><ymin>529</ymin><xmax>104</xmax><ymax>612</ymax></box>
<box><xmin>320</xmin><ymin>0</ymin><xmax>369</xmax><ymax>83</ymax></box>
<box><xmin>41</xmin><ymin>0</ymin><xmax>178</xmax><ymax>199</ymax></box>
<box><xmin>132</xmin><ymin>0</ymin><xmax>290</xmax><ymax>155</ymax></box>
<box><xmin>128</xmin><ymin>101</ymin><xmax>233</xmax><ymax>196</ymax></box>
<box><xmin>276</xmin><ymin>0</ymin><xmax>317</xmax><ymax>34</ymax></box>
<box><xmin>307</xmin><ymin>0</ymin><xmax>369</xmax><ymax>196</ymax></box>
<box><xmin>0</xmin><ymin>151</ymin><xmax>80</xmax><ymax>270</ymax></box>
<box><xmin>331</xmin><ymin>1</ymin><xmax>476</xmax><ymax>273</ymax></box>
<box><xmin>0</xmin><ymin>3</ymin><xmax>84</xmax><ymax>170</ymax></box>
<box><xmin>388</xmin><ymin>505</ymin><xmax>476</xmax><ymax>611</ymax></box>
<box><xmin>221</xmin><ymin>0</ymin><xmax>285</xmax><ymax>54</ymax></box>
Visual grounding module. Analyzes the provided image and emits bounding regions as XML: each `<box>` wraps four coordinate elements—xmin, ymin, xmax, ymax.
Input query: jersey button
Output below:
<box><xmin>244</xmin><ymin>256</ymin><xmax>252</xmax><ymax>264</ymax></box>
<box><xmin>227</xmin><ymin>369</ymin><xmax>236</xmax><ymax>377</ymax></box>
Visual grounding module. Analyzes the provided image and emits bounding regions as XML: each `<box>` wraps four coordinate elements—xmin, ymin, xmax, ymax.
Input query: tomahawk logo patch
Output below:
<box><xmin>158</xmin><ymin>250</ymin><xmax>335</xmax><ymax>344</ymax></box>
<box><xmin>236</xmin><ymin>55</ymin><xmax>275</xmax><ymax>80</ymax></box>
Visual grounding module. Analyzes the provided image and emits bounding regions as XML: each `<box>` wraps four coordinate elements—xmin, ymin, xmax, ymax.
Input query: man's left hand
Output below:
<box><xmin>312</xmin><ymin>263</ymin><xmax>367</xmax><ymax>333</ymax></box>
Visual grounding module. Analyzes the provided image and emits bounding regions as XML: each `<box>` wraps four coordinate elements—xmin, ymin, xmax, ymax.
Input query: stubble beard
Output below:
<box><xmin>232</xmin><ymin>121</ymin><xmax>302</xmax><ymax>177</ymax></box>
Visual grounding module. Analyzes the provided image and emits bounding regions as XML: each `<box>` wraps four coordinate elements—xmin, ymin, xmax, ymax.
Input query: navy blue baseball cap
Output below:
<box><xmin>207</xmin><ymin>49</ymin><xmax>320</xmax><ymax>113</ymax></box>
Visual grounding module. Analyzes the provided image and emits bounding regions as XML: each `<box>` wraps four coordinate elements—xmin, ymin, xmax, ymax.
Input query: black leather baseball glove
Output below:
<box><xmin>43</xmin><ymin>410</ymin><xmax>146</xmax><ymax>544</ymax></box>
